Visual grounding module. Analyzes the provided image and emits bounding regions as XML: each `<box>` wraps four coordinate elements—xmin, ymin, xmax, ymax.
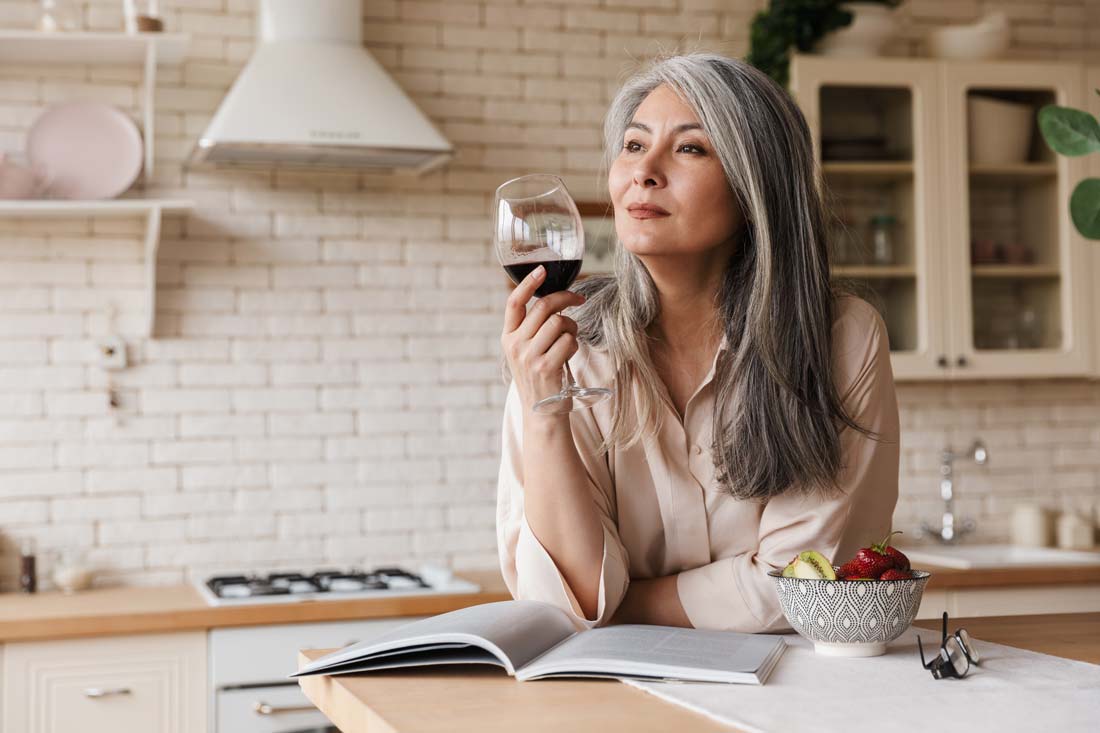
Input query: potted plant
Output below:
<box><xmin>1039</xmin><ymin>94</ymin><xmax>1100</xmax><ymax>240</ymax></box>
<box><xmin>747</xmin><ymin>0</ymin><xmax>905</xmax><ymax>87</ymax></box>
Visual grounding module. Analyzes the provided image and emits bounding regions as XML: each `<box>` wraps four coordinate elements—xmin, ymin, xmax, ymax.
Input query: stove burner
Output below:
<box><xmin>204</xmin><ymin>567</ymin><xmax>431</xmax><ymax>601</ymax></box>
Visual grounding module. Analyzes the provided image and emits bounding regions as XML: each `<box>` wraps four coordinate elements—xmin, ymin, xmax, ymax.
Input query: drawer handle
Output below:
<box><xmin>253</xmin><ymin>701</ymin><xmax>317</xmax><ymax>716</ymax></box>
<box><xmin>84</xmin><ymin>687</ymin><xmax>132</xmax><ymax>698</ymax></box>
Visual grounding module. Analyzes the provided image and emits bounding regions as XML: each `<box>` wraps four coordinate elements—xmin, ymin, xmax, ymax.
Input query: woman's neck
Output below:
<box><xmin>642</xmin><ymin>250</ymin><xmax>728</xmax><ymax>354</ymax></box>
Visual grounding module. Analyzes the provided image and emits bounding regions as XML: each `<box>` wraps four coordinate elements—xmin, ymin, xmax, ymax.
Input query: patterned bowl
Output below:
<box><xmin>768</xmin><ymin>569</ymin><xmax>931</xmax><ymax>657</ymax></box>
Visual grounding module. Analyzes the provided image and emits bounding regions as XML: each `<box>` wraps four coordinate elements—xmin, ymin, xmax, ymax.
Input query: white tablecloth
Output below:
<box><xmin>624</xmin><ymin>627</ymin><xmax>1100</xmax><ymax>733</ymax></box>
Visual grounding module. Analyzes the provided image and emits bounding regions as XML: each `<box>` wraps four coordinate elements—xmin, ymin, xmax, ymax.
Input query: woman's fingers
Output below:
<box><xmin>514</xmin><ymin>290</ymin><xmax>586</xmax><ymax>341</ymax></box>
<box><xmin>503</xmin><ymin>265</ymin><xmax>546</xmax><ymax>333</ymax></box>
<box><xmin>528</xmin><ymin>314</ymin><xmax>579</xmax><ymax>357</ymax></box>
<box><xmin>543</xmin><ymin>328</ymin><xmax>580</xmax><ymax>369</ymax></box>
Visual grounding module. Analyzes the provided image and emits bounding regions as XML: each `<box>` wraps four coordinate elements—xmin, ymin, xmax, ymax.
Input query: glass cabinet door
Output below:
<box><xmin>791</xmin><ymin>56</ymin><xmax>945</xmax><ymax>380</ymax></box>
<box><xmin>940</xmin><ymin>61</ymin><xmax>1090</xmax><ymax>378</ymax></box>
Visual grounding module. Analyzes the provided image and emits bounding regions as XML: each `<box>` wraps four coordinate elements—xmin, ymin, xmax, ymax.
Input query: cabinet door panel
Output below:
<box><xmin>940</xmin><ymin>60</ymin><xmax>1090</xmax><ymax>378</ymax></box>
<box><xmin>791</xmin><ymin>54</ymin><xmax>948</xmax><ymax>381</ymax></box>
<box><xmin>2</xmin><ymin>632</ymin><xmax>207</xmax><ymax>733</ymax></box>
<box><xmin>1087</xmin><ymin>66</ymin><xmax>1100</xmax><ymax>378</ymax></box>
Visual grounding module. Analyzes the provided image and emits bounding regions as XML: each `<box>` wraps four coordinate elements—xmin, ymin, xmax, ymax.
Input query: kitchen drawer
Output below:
<box><xmin>2</xmin><ymin>631</ymin><xmax>206</xmax><ymax>733</ymax></box>
<box><xmin>217</xmin><ymin>684</ymin><xmax>332</xmax><ymax>733</ymax></box>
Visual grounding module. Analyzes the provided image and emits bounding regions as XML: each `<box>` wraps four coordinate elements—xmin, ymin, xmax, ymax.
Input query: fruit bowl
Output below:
<box><xmin>768</xmin><ymin>569</ymin><xmax>931</xmax><ymax>657</ymax></box>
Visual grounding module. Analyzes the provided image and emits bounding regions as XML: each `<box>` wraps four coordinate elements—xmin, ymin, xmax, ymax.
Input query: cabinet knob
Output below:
<box><xmin>936</xmin><ymin>355</ymin><xmax>948</xmax><ymax>368</ymax></box>
<box><xmin>84</xmin><ymin>687</ymin><xmax>131</xmax><ymax>698</ymax></box>
<box><xmin>956</xmin><ymin>355</ymin><xmax>968</xmax><ymax>367</ymax></box>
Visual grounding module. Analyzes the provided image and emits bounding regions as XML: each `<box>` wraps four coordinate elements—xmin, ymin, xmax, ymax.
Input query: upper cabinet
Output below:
<box><xmin>1087</xmin><ymin>65</ymin><xmax>1100</xmax><ymax>379</ymax></box>
<box><xmin>791</xmin><ymin>55</ymin><xmax>1092</xmax><ymax>381</ymax></box>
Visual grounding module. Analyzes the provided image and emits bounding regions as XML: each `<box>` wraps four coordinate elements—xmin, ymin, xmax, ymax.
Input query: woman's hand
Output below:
<box><xmin>501</xmin><ymin>265</ymin><xmax>586</xmax><ymax>414</ymax></box>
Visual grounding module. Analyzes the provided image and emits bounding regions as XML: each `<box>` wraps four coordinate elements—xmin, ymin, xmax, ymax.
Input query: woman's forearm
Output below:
<box><xmin>610</xmin><ymin>575</ymin><xmax>692</xmax><ymax>627</ymax></box>
<box><xmin>522</xmin><ymin>413</ymin><xmax>606</xmax><ymax>620</ymax></box>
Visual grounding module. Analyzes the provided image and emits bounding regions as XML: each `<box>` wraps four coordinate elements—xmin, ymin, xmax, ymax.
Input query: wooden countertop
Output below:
<box><xmin>297</xmin><ymin>611</ymin><xmax>1100</xmax><ymax>733</ymax></box>
<box><xmin>2</xmin><ymin>561</ymin><xmax>1098</xmax><ymax>643</ymax></box>
<box><xmin>0</xmin><ymin>570</ymin><xmax>510</xmax><ymax>643</ymax></box>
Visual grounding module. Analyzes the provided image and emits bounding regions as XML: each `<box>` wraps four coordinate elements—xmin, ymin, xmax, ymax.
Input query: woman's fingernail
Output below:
<box><xmin>533</xmin><ymin>265</ymin><xmax>546</xmax><ymax>279</ymax></box>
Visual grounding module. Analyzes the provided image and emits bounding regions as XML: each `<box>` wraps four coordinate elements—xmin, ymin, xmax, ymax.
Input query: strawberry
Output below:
<box><xmin>880</xmin><ymin>568</ymin><xmax>913</xmax><ymax>581</ymax></box>
<box><xmin>838</xmin><ymin>530</ymin><xmax>905</xmax><ymax>579</ymax></box>
<box><xmin>883</xmin><ymin>542</ymin><xmax>910</xmax><ymax>572</ymax></box>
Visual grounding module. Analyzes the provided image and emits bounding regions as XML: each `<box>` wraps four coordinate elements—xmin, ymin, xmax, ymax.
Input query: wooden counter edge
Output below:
<box><xmin>922</xmin><ymin>563</ymin><xmax>1100</xmax><ymax>589</ymax></box>
<box><xmin>0</xmin><ymin>571</ymin><xmax>511</xmax><ymax>643</ymax></box>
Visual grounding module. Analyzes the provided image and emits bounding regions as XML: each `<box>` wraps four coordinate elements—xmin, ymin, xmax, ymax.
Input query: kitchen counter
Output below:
<box><xmin>0</xmin><ymin>570</ymin><xmax>510</xmax><ymax>643</ymax></box>
<box><xmin>297</xmin><ymin>611</ymin><xmax>1100</xmax><ymax>733</ymax></box>
<box><xmin>2</xmin><ymin>562</ymin><xmax>1098</xmax><ymax>643</ymax></box>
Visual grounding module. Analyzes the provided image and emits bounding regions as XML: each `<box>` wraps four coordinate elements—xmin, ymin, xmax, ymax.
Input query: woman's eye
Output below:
<box><xmin>680</xmin><ymin>143</ymin><xmax>705</xmax><ymax>154</ymax></box>
<box><xmin>623</xmin><ymin>140</ymin><xmax>642</xmax><ymax>152</ymax></box>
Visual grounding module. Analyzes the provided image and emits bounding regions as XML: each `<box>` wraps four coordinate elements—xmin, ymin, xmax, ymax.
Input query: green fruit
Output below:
<box><xmin>780</xmin><ymin>550</ymin><xmax>837</xmax><ymax>580</ymax></box>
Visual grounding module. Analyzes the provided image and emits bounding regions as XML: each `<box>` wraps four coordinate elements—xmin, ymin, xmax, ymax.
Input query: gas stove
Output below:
<box><xmin>195</xmin><ymin>565</ymin><xmax>480</xmax><ymax>606</ymax></box>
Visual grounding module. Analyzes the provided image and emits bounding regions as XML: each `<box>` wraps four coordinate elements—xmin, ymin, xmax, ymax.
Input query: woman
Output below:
<box><xmin>496</xmin><ymin>53</ymin><xmax>899</xmax><ymax>633</ymax></box>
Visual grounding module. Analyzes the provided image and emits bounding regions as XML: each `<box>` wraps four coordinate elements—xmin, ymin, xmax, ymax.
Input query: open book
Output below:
<box><xmin>291</xmin><ymin>600</ymin><xmax>786</xmax><ymax>684</ymax></box>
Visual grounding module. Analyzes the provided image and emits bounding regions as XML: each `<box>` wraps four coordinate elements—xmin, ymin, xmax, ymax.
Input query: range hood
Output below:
<box><xmin>190</xmin><ymin>0</ymin><xmax>453</xmax><ymax>173</ymax></box>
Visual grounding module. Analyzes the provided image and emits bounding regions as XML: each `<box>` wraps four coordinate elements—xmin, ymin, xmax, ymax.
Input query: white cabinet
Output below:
<box><xmin>1</xmin><ymin>631</ymin><xmax>207</xmax><ymax>733</ymax></box>
<box><xmin>791</xmin><ymin>55</ymin><xmax>1092</xmax><ymax>380</ymax></box>
<box><xmin>917</xmin><ymin>584</ymin><xmax>1100</xmax><ymax>619</ymax></box>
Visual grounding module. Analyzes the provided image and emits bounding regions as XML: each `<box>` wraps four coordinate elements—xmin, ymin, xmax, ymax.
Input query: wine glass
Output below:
<box><xmin>493</xmin><ymin>174</ymin><xmax>613</xmax><ymax>414</ymax></box>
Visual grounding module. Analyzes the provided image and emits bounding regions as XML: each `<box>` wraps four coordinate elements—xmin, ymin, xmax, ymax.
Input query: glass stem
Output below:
<box><xmin>563</xmin><ymin>361</ymin><xmax>578</xmax><ymax>392</ymax></box>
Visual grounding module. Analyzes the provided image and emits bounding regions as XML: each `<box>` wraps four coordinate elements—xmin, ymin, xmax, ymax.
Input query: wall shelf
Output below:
<box><xmin>0</xmin><ymin>31</ymin><xmax>189</xmax><ymax>177</ymax></box>
<box><xmin>0</xmin><ymin>31</ymin><xmax>193</xmax><ymax>340</ymax></box>
<box><xmin>0</xmin><ymin>31</ymin><xmax>188</xmax><ymax>65</ymax></box>
<box><xmin>0</xmin><ymin>198</ymin><xmax>193</xmax><ymax>337</ymax></box>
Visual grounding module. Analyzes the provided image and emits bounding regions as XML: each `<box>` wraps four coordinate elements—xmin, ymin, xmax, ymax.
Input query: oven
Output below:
<box><xmin>210</xmin><ymin>617</ymin><xmax>426</xmax><ymax>733</ymax></box>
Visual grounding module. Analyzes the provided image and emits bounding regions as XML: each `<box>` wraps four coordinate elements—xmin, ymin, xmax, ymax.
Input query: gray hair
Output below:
<box><xmin>573</xmin><ymin>52</ymin><xmax>875</xmax><ymax>501</ymax></box>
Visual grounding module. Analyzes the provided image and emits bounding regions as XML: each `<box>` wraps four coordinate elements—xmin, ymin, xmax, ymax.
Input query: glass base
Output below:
<box><xmin>533</xmin><ymin>386</ymin><xmax>613</xmax><ymax>414</ymax></box>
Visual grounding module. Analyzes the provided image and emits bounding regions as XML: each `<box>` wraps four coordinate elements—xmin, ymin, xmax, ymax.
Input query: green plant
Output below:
<box><xmin>1038</xmin><ymin>93</ymin><xmax>1100</xmax><ymax>240</ymax></box>
<box><xmin>746</xmin><ymin>0</ymin><xmax>903</xmax><ymax>88</ymax></box>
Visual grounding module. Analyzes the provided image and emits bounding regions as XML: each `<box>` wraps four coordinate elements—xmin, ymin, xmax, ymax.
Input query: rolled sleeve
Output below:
<box><xmin>677</xmin><ymin>302</ymin><xmax>900</xmax><ymax>632</ymax></box>
<box><xmin>496</xmin><ymin>380</ymin><xmax>631</xmax><ymax>630</ymax></box>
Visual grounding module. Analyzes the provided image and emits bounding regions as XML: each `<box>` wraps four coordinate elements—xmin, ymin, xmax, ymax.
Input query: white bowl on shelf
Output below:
<box><xmin>927</xmin><ymin>12</ymin><xmax>1010</xmax><ymax>60</ymax></box>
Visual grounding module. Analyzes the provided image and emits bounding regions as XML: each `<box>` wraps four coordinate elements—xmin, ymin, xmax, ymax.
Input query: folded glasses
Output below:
<box><xmin>917</xmin><ymin>611</ymin><xmax>981</xmax><ymax>680</ymax></box>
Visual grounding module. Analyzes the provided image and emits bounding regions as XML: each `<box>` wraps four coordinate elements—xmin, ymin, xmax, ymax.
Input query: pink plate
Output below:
<box><xmin>26</xmin><ymin>101</ymin><xmax>144</xmax><ymax>200</ymax></box>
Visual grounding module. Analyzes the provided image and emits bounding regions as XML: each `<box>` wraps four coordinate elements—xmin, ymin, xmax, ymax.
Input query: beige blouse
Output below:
<box><xmin>496</xmin><ymin>295</ymin><xmax>900</xmax><ymax>633</ymax></box>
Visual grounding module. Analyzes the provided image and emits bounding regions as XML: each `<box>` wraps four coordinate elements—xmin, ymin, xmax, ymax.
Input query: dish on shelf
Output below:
<box><xmin>26</xmin><ymin>101</ymin><xmax>143</xmax><ymax>200</ymax></box>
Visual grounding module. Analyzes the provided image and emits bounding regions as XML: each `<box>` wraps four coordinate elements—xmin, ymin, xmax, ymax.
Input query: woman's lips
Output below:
<box><xmin>627</xmin><ymin>208</ymin><xmax>670</xmax><ymax>219</ymax></box>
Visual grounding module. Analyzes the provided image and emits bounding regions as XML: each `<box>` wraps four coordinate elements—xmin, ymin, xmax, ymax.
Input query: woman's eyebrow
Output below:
<box><xmin>625</xmin><ymin>121</ymin><xmax>703</xmax><ymax>133</ymax></box>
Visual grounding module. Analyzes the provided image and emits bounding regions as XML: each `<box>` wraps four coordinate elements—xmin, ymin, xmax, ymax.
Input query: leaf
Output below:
<box><xmin>1069</xmin><ymin>178</ymin><xmax>1100</xmax><ymax>240</ymax></box>
<box><xmin>1038</xmin><ymin>105</ymin><xmax>1100</xmax><ymax>157</ymax></box>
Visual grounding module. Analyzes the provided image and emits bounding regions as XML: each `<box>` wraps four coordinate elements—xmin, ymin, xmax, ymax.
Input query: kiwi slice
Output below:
<box><xmin>780</xmin><ymin>550</ymin><xmax>837</xmax><ymax>580</ymax></box>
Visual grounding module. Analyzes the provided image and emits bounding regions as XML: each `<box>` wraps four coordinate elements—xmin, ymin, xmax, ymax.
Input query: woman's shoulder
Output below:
<box><xmin>830</xmin><ymin>295</ymin><xmax>890</xmax><ymax>395</ymax></box>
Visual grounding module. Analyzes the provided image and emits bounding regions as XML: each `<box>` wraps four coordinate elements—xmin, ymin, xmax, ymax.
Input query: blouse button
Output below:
<box><xmin>693</xmin><ymin>445</ymin><xmax>703</xmax><ymax>455</ymax></box>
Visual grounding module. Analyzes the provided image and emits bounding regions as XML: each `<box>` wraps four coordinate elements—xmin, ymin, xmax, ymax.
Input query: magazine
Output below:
<box><xmin>292</xmin><ymin>600</ymin><xmax>786</xmax><ymax>684</ymax></box>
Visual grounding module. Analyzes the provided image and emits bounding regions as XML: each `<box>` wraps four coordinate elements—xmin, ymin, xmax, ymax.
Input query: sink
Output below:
<box><xmin>904</xmin><ymin>544</ymin><xmax>1100</xmax><ymax>570</ymax></box>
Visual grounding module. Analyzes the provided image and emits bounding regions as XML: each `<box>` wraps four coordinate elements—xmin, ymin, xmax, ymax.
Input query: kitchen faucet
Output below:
<box><xmin>920</xmin><ymin>439</ymin><xmax>989</xmax><ymax>544</ymax></box>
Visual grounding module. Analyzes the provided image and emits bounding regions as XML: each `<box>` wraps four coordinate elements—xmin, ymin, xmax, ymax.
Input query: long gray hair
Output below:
<box><xmin>573</xmin><ymin>52</ymin><xmax>875</xmax><ymax>502</ymax></box>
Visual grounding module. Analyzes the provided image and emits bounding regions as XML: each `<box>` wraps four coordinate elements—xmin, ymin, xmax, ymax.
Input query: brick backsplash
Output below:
<box><xmin>0</xmin><ymin>0</ymin><xmax>1097</xmax><ymax>590</ymax></box>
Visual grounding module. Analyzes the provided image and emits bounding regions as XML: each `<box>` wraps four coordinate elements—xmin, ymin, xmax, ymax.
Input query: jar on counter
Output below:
<box><xmin>1056</xmin><ymin>511</ymin><xmax>1095</xmax><ymax>551</ymax></box>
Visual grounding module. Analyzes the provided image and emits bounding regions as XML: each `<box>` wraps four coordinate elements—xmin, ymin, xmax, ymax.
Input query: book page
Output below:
<box><xmin>293</xmin><ymin>600</ymin><xmax>577</xmax><ymax>677</ymax></box>
<box><xmin>516</xmin><ymin>625</ymin><xmax>786</xmax><ymax>683</ymax></box>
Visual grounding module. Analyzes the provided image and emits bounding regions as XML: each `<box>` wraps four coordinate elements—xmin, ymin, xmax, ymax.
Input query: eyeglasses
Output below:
<box><xmin>917</xmin><ymin>611</ymin><xmax>981</xmax><ymax>680</ymax></box>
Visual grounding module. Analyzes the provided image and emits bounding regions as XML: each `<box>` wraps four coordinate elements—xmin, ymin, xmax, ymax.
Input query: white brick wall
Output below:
<box><xmin>0</xmin><ymin>0</ymin><xmax>1097</xmax><ymax>590</ymax></box>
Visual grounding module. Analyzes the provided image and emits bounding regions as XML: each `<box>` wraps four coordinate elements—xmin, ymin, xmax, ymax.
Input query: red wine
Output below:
<box><xmin>504</xmin><ymin>259</ymin><xmax>582</xmax><ymax>297</ymax></box>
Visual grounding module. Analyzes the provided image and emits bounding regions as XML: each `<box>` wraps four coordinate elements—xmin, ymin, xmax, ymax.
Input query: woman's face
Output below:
<box><xmin>609</xmin><ymin>84</ymin><xmax>743</xmax><ymax>259</ymax></box>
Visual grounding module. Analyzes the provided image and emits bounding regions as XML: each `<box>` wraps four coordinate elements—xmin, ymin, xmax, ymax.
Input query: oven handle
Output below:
<box><xmin>253</xmin><ymin>701</ymin><xmax>318</xmax><ymax>716</ymax></box>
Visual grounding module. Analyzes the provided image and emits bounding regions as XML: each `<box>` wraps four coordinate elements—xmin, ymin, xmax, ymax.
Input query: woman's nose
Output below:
<box><xmin>632</xmin><ymin>149</ymin><xmax>666</xmax><ymax>188</ymax></box>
